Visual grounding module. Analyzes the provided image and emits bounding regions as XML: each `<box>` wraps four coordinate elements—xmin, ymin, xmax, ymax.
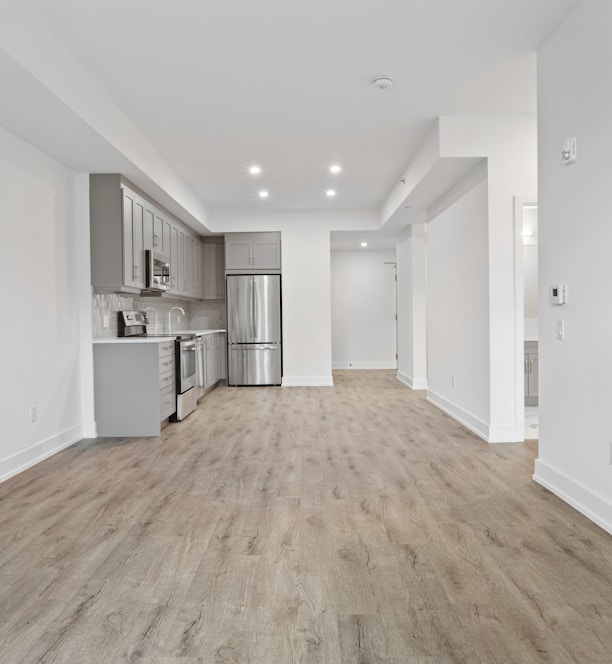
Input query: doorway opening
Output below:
<box><xmin>515</xmin><ymin>196</ymin><xmax>539</xmax><ymax>441</ymax></box>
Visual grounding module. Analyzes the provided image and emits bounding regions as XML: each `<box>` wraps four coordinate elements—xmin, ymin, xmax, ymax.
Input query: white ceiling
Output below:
<box><xmin>6</xmin><ymin>0</ymin><xmax>580</xmax><ymax>226</ymax></box>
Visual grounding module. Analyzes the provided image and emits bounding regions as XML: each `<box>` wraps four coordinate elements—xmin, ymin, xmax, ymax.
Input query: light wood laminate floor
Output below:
<box><xmin>1</xmin><ymin>370</ymin><xmax>611</xmax><ymax>663</ymax></box>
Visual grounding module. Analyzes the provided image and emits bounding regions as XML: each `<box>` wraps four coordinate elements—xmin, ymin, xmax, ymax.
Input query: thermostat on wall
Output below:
<box><xmin>550</xmin><ymin>284</ymin><xmax>567</xmax><ymax>305</ymax></box>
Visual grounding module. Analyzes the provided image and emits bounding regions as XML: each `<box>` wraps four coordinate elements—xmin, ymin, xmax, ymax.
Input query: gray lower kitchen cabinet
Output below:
<box><xmin>204</xmin><ymin>336</ymin><xmax>216</xmax><ymax>389</ymax></box>
<box><xmin>203</xmin><ymin>333</ymin><xmax>225</xmax><ymax>389</ymax></box>
<box><xmin>215</xmin><ymin>333</ymin><xmax>226</xmax><ymax>381</ymax></box>
<box><xmin>93</xmin><ymin>340</ymin><xmax>176</xmax><ymax>437</ymax></box>
<box><xmin>225</xmin><ymin>232</ymin><xmax>281</xmax><ymax>272</ymax></box>
<box><xmin>525</xmin><ymin>341</ymin><xmax>539</xmax><ymax>406</ymax></box>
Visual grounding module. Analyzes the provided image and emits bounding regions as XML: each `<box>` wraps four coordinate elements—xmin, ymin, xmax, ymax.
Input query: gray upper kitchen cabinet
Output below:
<box><xmin>152</xmin><ymin>207</ymin><xmax>171</xmax><ymax>258</ymax></box>
<box><xmin>184</xmin><ymin>235</ymin><xmax>203</xmax><ymax>298</ymax></box>
<box><xmin>169</xmin><ymin>224</ymin><xmax>179</xmax><ymax>293</ymax></box>
<box><xmin>192</xmin><ymin>238</ymin><xmax>203</xmax><ymax>298</ymax></box>
<box><xmin>90</xmin><ymin>175</ymin><xmax>145</xmax><ymax>293</ymax></box>
<box><xmin>90</xmin><ymin>174</ymin><xmax>205</xmax><ymax>299</ymax></box>
<box><xmin>202</xmin><ymin>240</ymin><xmax>225</xmax><ymax>299</ymax></box>
<box><xmin>142</xmin><ymin>199</ymin><xmax>156</xmax><ymax>251</ymax></box>
<box><xmin>183</xmin><ymin>233</ymin><xmax>192</xmax><ymax>294</ymax></box>
<box><xmin>225</xmin><ymin>232</ymin><xmax>281</xmax><ymax>273</ymax></box>
<box><xmin>125</xmin><ymin>191</ymin><xmax>146</xmax><ymax>290</ymax></box>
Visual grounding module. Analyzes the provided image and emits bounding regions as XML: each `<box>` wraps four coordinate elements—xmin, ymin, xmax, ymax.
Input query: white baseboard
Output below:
<box><xmin>0</xmin><ymin>424</ymin><xmax>84</xmax><ymax>485</ymax></box>
<box><xmin>427</xmin><ymin>389</ymin><xmax>489</xmax><ymax>442</ymax></box>
<box><xmin>533</xmin><ymin>459</ymin><xmax>612</xmax><ymax>535</ymax></box>
<box><xmin>487</xmin><ymin>423</ymin><xmax>525</xmax><ymax>443</ymax></box>
<box><xmin>282</xmin><ymin>376</ymin><xmax>334</xmax><ymax>387</ymax></box>
<box><xmin>396</xmin><ymin>371</ymin><xmax>428</xmax><ymax>390</ymax></box>
<box><xmin>426</xmin><ymin>390</ymin><xmax>523</xmax><ymax>443</ymax></box>
<box><xmin>82</xmin><ymin>421</ymin><xmax>98</xmax><ymax>438</ymax></box>
<box><xmin>332</xmin><ymin>361</ymin><xmax>397</xmax><ymax>370</ymax></box>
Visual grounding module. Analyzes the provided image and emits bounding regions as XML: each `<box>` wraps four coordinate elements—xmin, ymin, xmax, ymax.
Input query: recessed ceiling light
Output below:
<box><xmin>361</xmin><ymin>242</ymin><xmax>368</xmax><ymax>248</ymax></box>
<box><xmin>258</xmin><ymin>190</ymin><xmax>269</xmax><ymax>199</ymax></box>
<box><xmin>249</xmin><ymin>165</ymin><xmax>262</xmax><ymax>175</ymax></box>
<box><xmin>329</xmin><ymin>164</ymin><xmax>342</xmax><ymax>174</ymax></box>
<box><xmin>326</xmin><ymin>189</ymin><xmax>336</xmax><ymax>197</ymax></box>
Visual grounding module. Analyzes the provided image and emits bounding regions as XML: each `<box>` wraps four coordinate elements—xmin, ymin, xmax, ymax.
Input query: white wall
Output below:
<box><xmin>535</xmin><ymin>0</ymin><xmax>612</xmax><ymax>533</ymax></box>
<box><xmin>0</xmin><ymin>125</ymin><xmax>92</xmax><ymax>481</ymax></box>
<box><xmin>215</xmin><ymin>209</ymin><xmax>379</xmax><ymax>386</ymax></box>
<box><xmin>440</xmin><ymin>116</ymin><xmax>537</xmax><ymax>441</ymax></box>
<box><xmin>426</xmin><ymin>177</ymin><xmax>491</xmax><ymax>434</ymax></box>
<box><xmin>396</xmin><ymin>223</ymin><xmax>428</xmax><ymax>389</ymax></box>
<box><xmin>331</xmin><ymin>249</ymin><xmax>397</xmax><ymax>369</ymax></box>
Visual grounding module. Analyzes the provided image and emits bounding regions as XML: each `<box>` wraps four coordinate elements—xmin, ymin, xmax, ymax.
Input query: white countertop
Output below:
<box><xmin>93</xmin><ymin>336</ymin><xmax>176</xmax><ymax>344</ymax></box>
<box><xmin>175</xmin><ymin>329</ymin><xmax>226</xmax><ymax>336</ymax></box>
<box><xmin>93</xmin><ymin>329</ymin><xmax>226</xmax><ymax>344</ymax></box>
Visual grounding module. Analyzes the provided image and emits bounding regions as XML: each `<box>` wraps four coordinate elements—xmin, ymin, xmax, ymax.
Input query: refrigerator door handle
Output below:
<box><xmin>252</xmin><ymin>275</ymin><xmax>256</xmax><ymax>342</ymax></box>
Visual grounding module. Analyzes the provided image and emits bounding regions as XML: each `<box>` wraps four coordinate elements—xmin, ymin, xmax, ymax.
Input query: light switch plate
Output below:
<box><xmin>562</xmin><ymin>137</ymin><xmax>577</xmax><ymax>165</ymax></box>
<box><xmin>557</xmin><ymin>320</ymin><xmax>565</xmax><ymax>340</ymax></box>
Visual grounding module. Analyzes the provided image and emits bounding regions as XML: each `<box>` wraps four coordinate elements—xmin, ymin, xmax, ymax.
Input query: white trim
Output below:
<box><xmin>396</xmin><ymin>371</ymin><xmax>428</xmax><ymax>390</ymax></box>
<box><xmin>427</xmin><ymin>389</ymin><xmax>489</xmax><ymax>442</ymax></box>
<box><xmin>427</xmin><ymin>390</ymin><xmax>523</xmax><ymax>443</ymax></box>
<box><xmin>534</xmin><ymin>460</ymin><xmax>612</xmax><ymax>536</ymax></box>
<box><xmin>82</xmin><ymin>421</ymin><xmax>98</xmax><ymax>438</ymax></box>
<box><xmin>282</xmin><ymin>376</ymin><xmax>334</xmax><ymax>387</ymax></box>
<box><xmin>0</xmin><ymin>424</ymin><xmax>83</xmax><ymax>485</ymax></box>
<box><xmin>487</xmin><ymin>424</ymin><xmax>525</xmax><ymax>443</ymax></box>
<box><xmin>332</xmin><ymin>361</ymin><xmax>397</xmax><ymax>370</ymax></box>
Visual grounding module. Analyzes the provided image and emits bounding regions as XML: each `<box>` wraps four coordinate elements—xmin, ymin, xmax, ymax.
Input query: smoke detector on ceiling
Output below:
<box><xmin>373</xmin><ymin>75</ymin><xmax>393</xmax><ymax>90</ymax></box>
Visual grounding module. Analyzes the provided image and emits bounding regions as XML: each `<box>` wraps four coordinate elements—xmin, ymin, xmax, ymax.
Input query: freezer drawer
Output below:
<box><xmin>228</xmin><ymin>344</ymin><xmax>282</xmax><ymax>386</ymax></box>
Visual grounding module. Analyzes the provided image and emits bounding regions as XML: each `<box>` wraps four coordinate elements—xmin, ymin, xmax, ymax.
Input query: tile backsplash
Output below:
<box><xmin>92</xmin><ymin>292</ymin><xmax>226</xmax><ymax>338</ymax></box>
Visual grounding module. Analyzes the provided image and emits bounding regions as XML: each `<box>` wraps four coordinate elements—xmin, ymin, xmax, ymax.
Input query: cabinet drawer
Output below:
<box><xmin>159</xmin><ymin>368</ymin><xmax>175</xmax><ymax>391</ymax></box>
<box><xmin>159</xmin><ymin>354</ymin><xmax>175</xmax><ymax>374</ymax></box>
<box><xmin>159</xmin><ymin>341</ymin><xmax>175</xmax><ymax>358</ymax></box>
<box><xmin>160</xmin><ymin>385</ymin><xmax>176</xmax><ymax>420</ymax></box>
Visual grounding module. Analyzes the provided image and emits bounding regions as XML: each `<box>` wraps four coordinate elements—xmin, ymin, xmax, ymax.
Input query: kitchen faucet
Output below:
<box><xmin>168</xmin><ymin>306</ymin><xmax>185</xmax><ymax>334</ymax></box>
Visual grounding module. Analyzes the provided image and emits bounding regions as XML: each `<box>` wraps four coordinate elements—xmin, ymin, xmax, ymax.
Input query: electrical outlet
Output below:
<box><xmin>29</xmin><ymin>406</ymin><xmax>37</xmax><ymax>423</ymax></box>
<box><xmin>451</xmin><ymin>375</ymin><xmax>455</xmax><ymax>387</ymax></box>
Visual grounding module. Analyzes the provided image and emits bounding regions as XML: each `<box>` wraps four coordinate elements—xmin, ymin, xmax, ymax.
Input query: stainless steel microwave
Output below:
<box><xmin>145</xmin><ymin>250</ymin><xmax>170</xmax><ymax>292</ymax></box>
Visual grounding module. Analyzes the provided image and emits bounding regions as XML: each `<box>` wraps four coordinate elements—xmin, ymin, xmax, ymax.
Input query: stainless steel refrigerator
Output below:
<box><xmin>226</xmin><ymin>274</ymin><xmax>282</xmax><ymax>385</ymax></box>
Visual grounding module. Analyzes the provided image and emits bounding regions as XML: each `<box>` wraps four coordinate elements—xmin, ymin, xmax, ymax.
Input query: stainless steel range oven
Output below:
<box><xmin>174</xmin><ymin>335</ymin><xmax>197</xmax><ymax>421</ymax></box>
